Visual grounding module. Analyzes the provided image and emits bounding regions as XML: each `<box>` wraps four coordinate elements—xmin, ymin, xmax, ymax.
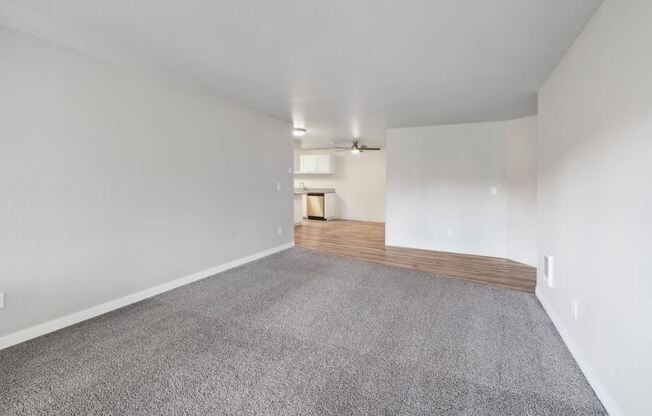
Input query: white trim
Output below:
<box><xmin>0</xmin><ymin>242</ymin><xmax>294</xmax><ymax>350</ymax></box>
<box><xmin>536</xmin><ymin>287</ymin><xmax>622</xmax><ymax>416</ymax></box>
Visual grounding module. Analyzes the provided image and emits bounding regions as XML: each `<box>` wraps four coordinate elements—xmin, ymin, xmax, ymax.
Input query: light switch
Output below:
<box><xmin>490</xmin><ymin>187</ymin><xmax>498</xmax><ymax>195</ymax></box>
<box><xmin>0</xmin><ymin>292</ymin><xmax>4</xmax><ymax>309</ymax></box>
<box><xmin>544</xmin><ymin>255</ymin><xmax>555</xmax><ymax>288</ymax></box>
<box><xmin>571</xmin><ymin>300</ymin><xmax>579</xmax><ymax>320</ymax></box>
<box><xmin>276</xmin><ymin>182</ymin><xmax>282</xmax><ymax>191</ymax></box>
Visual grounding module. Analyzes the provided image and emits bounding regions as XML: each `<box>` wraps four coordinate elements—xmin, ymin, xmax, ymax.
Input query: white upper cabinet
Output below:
<box><xmin>315</xmin><ymin>155</ymin><xmax>331</xmax><ymax>173</ymax></box>
<box><xmin>300</xmin><ymin>154</ymin><xmax>317</xmax><ymax>173</ymax></box>
<box><xmin>299</xmin><ymin>155</ymin><xmax>332</xmax><ymax>174</ymax></box>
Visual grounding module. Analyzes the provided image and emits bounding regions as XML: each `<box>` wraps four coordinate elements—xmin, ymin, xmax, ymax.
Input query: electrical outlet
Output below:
<box><xmin>0</xmin><ymin>292</ymin><xmax>4</xmax><ymax>309</ymax></box>
<box><xmin>571</xmin><ymin>300</ymin><xmax>579</xmax><ymax>320</ymax></box>
<box><xmin>277</xmin><ymin>226</ymin><xmax>283</xmax><ymax>236</ymax></box>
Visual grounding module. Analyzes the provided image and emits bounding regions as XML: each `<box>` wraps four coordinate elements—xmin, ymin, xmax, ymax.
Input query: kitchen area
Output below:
<box><xmin>293</xmin><ymin>152</ymin><xmax>338</xmax><ymax>224</ymax></box>
<box><xmin>292</xmin><ymin>140</ymin><xmax>386</xmax><ymax>226</ymax></box>
<box><xmin>293</xmin><ymin>185</ymin><xmax>336</xmax><ymax>223</ymax></box>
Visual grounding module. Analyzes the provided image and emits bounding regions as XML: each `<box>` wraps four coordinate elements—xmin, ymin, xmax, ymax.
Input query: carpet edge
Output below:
<box><xmin>0</xmin><ymin>242</ymin><xmax>295</xmax><ymax>350</ymax></box>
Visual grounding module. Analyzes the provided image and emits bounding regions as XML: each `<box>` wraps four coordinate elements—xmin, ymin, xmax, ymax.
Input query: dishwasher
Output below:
<box><xmin>306</xmin><ymin>193</ymin><xmax>325</xmax><ymax>220</ymax></box>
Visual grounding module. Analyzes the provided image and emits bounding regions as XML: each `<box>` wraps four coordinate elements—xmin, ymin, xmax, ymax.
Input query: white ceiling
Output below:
<box><xmin>0</xmin><ymin>0</ymin><xmax>602</xmax><ymax>143</ymax></box>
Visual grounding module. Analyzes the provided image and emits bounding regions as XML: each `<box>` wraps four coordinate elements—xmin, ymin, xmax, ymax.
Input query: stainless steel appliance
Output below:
<box><xmin>306</xmin><ymin>193</ymin><xmax>325</xmax><ymax>220</ymax></box>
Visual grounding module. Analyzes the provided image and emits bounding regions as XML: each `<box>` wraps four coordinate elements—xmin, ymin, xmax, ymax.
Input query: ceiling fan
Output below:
<box><xmin>333</xmin><ymin>140</ymin><xmax>381</xmax><ymax>154</ymax></box>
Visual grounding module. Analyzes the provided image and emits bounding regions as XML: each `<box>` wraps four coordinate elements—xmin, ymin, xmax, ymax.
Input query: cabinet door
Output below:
<box><xmin>315</xmin><ymin>155</ymin><xmax>331</xmax><ymax>173</ymax></box>
<box><xmin>300</xmin><ymin>155</ymin><xmax>316</xmax><ymax>173</ymax></box>
<box><xmin>324</xmin><ymin>192</ymin><xmax>337</xmax><ymax>220</ymax></box>
<box><xmin>293</xmin><ymin>196</ymin><xmax>304</xmax><ymax>224</ymax></box>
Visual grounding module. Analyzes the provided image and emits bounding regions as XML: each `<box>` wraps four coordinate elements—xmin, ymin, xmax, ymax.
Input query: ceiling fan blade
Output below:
<box><xmin>335</xmin><ymin>149</ymin><xmax>350</xmax><ymax>152</ymax></box>
<box><xmin>360</xmin><ymin>147</ymin><xmax>381</xmax><ymax>150</ymax></box>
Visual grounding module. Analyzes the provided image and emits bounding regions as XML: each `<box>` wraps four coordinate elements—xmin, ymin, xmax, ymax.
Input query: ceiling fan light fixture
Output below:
<box><xmin>351</xmin><ymin>148</ymin><xmax>361</xmax><ymax>154</ymax></box>
<box><xmin>292</xmin><ymin>127</ymin><xmax>307</xmax><ymax>137</ymax></box>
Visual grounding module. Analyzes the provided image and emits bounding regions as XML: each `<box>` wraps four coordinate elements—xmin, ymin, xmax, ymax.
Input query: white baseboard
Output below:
<box><xmin>535</xmin><ymin>287</ymin><xmax>622</xmax><ymax>416</ymax></box>
<box><xmin>0</xmin><ymin>242</ymin><xmax>294</xmax><ymax>351</ymax></box>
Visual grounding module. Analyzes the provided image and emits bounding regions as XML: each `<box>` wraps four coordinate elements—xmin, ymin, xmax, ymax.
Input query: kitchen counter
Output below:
<box><xmin>294</xmin><ymin>188</ymin><xmax>335</xmax><ymax>195</ymax></box>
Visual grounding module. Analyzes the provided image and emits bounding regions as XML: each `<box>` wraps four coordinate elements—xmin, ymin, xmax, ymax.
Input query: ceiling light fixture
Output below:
<box><xmin>351</xmin><ymin>147</ymin><xmax>361</xmax><ymax>154</ymax></box>
<box><xmin>292</xmin><ymin>127</ymin><xmax>307</xmax><ymax>137</ymax></box>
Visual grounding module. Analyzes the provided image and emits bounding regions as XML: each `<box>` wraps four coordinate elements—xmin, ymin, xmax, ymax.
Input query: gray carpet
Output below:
<box><xmin>1</xmin><ymin>248</ymin><xmax>605</xmax><ymax>415</ymax></box>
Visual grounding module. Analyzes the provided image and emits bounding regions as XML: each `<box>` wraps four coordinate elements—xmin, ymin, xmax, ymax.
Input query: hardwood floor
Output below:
<box><xmin>294</xmin><ymin>220</ymin><xmax>536</xmax><ymax>292</ymax></box>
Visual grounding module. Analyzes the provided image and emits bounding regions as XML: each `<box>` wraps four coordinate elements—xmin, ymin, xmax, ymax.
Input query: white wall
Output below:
<box><xmin>386</xmin><ymin>116</ymin><xmax>537</xmax><ymax>265</ymax></box>
<box><xmin>294</xmin><ymin>149</ymin><xmax>386</xmax><ymax>222</ymax></box>
<box><xmin>0</xmin><ymin>26</ymin><xmax>293</xmax><ymax>338</ymax></box>
<box><xmin>537</xmin><ymin>1</ymin><xmax>652</xmax><ymax>415</ymax></box>
<box><xmin>506</xmin><ymin>117</ymin><xmax>538</xmax><ymax>266</ymax></box>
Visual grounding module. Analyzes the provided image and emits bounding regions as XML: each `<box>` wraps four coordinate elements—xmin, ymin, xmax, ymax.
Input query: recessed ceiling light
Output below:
<box><xmin>292</xmin><ymin>127</ymin><xmax>307</xmax><ymax>137</ymax></box>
